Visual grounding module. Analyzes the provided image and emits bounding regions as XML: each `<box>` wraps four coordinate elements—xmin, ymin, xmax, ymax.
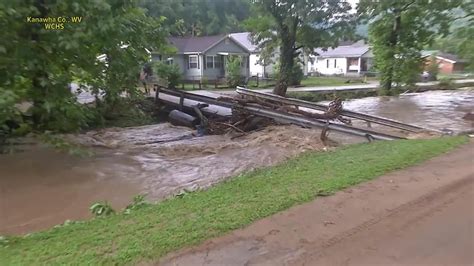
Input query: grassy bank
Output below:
<box><xmin>288</xmin><ymin>89</ymin><xmax>378</xmax><ymax>102</ymax></box>
<box><xmin>248</xmin><ymin>76</ymin><xmax>366</xmax><ymax>89</ymax></box>
<box><xmin>0</xmin><ymin>137</ymin><xmax>467</xmax><ymax>265</ymax></box>
<box><xmin>300</xmin><ymin>76</ymin><xmax>366</xmax><ymax>87</ymax></box>
<box><xmin>177</xmin><ymin>76</ymin><xmax>368</xmax><ymax>91</ymax></box>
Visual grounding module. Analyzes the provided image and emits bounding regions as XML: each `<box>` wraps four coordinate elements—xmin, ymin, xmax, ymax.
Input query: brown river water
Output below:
<box><xmin>1</xmin><ymin>89</ymin><xmax>473</xmax><ymax>235</ymax></box>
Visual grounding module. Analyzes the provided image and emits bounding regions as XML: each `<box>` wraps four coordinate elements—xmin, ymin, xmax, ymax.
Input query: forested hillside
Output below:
<box><xmin>138</xmin><ymin>0</ymin><xmax>251</xmax><ymax>36</ymax></box>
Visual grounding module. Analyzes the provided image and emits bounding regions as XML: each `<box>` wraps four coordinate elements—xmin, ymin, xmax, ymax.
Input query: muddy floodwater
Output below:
<box><xmin>1</xmin><ymin>89</ymin><xmax>473</xmax><ymax>235</ymax></box>
<box><xmin>343</xmin><ymin>89</ymin><xmax>474</xmax><ymax>133</ymax></box>
<box><xmin>0</xmin><ymin>125</ymin><xmax>327</xmax><ymax>235</ymax></box>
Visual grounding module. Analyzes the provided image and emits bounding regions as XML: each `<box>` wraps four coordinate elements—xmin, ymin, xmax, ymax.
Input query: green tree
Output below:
<box><xmin>274</xmin><ymin>59</ymin><xmax>304</xmax><ymax>86</ymax></box>
<box><xmin>225</xmin><ymin>55</ymin><xmax>243</xmax><ymax>88</ymax></box>
<box><xmin>358</xmin><ymin>0</ymin><xmax>462</xmax><ymax>92</ymax></box>
<box><xmin>0</xmin><ymin>0</ymin><xmax>169</xmax><ymax>134</ymax></box>
<box><xmin>153</xmin><ymin>61</ymin><xmax>182</xmax><ymax>89</ymax></box>
<box><xmin>246</xmin><ymin>0</ymin><xmax>355</xmax><ymax>96</ymax></box>
<box><xmin>432</xmin><ymin>4</ymin><xmax>474</xmax><ymax>71</ymax></box>
<box><xmin>138</xmin><ymin>0</ymin><xmax>250</xmax><ymax>36</ymax></box>
<box><xmin>426</xmin><ymin>55</ymin><xmax>439</xmax><ymax>80</ymax></box>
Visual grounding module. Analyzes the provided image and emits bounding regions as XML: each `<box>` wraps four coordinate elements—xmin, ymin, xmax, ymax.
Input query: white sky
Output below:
<box><xmin>347</xmin><ymin>0</ymin><xmax>359</xmax><ymax>11</ymax></box>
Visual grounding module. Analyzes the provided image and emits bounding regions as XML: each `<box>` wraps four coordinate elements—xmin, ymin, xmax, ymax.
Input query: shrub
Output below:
<box><xmin>153</xmin><ymin>61</ymin><xmax>182</xmax><ymax>89</ymax></box>
<box><xmin>225</xmin><ymin>56</ymin><xmax>243</xmax><ymax>88</ymax></box>
<box><xmin>289</xmin><ymin>63</ymin><xmax>304</xmax><ymax>86</ymax></box>
<box><xmin>273</xmin><ymin>60</ymin><xmax>304</xmax><ymax>86</ymax></box>
<box><xmin>124</xmin><ymin>194</ymin><xmax>149</xmax><ymax>214</ymax></box>
<box><xmin>90</xmin><ymin>201</ymin><xmax>115</xmax><ymax>217</ymax></box>
<box><xmin>438</xmin><ymin>77</ymin><xmax>453</xmax><ymax>89</ymax></box>
<box><xmin>0</xmin><ymin>88</ymin><xmax>22</xmax><ymax>139</ymax></box>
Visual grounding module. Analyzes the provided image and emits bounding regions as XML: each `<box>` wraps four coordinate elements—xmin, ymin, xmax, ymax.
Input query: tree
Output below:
<box><xmin>426</xmin><ymin>55</ymin><xmax>439</xmax><ymax>80</ymax></box>
<box><xmin>225</xmin><ymin>56</ymin><xmax>243</xmax><ymax>88</ymax></box>
<box><xmin>246</xmin><ymin>0</ymin><xmax>355</xmax><ymax>96</ymax></box>
<box><xmin>153</xmin><ymin>61</ymin><xmax>182</xmax><ymax>89</ymax></box>
<box><xmin>432</xmin><ymin>4</ymin><xmax>474</xmax><ymax>71</ymax></box>
<box><xmin>0</xmin><ymin>0</ymin><xmax>169</xmax><ymax>133</ymax></box>
<box><xmin>358</xmin><ymin>0</ymin><xmax>462</xmax><ymax>92</ymax></box>
<box><xmin>138</xmin><ymin>0</ymin><xmax>250</xmax><ymax>36</ymax></box>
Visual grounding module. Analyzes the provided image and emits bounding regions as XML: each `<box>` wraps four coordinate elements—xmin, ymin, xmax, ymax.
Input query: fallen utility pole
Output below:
<box><xmin>236</xmin><ymin>87</ymin><xmax>443</xmax><ymax>134</ymax></box>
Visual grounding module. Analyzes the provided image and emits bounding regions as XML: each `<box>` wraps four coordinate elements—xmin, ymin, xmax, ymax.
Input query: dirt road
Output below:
<box><xmin>160</xmin><ymin>142</ymin><xmax>474</xmax><ymax>266</ymax></box>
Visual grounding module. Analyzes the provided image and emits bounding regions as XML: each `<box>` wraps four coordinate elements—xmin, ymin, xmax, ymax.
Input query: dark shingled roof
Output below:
<box><xmin>168</xmin><ymin>35</ymin><xmax>225</xmax><ymax>53</ymax></box>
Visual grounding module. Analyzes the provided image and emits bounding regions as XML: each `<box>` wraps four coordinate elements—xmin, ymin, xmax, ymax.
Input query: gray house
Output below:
<box><xmin>154</xmin><ymin>35</ymin><xmax>251</xmax><ymax>81</ymax></box>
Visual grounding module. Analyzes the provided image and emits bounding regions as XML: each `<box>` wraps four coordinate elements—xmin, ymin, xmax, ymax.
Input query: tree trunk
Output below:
<box><xmin>383</xmin><ymin>14</ymin><xmax>402</xmax><ymax>92</ymax></box>
<box><xmin>31</xmin><ymin>0</ymin><xmax>49</xmax><ymax>127</ymax></box>
<box><xmin>273</xmin><ymin>23</ymin><xmax>296</xmax><ymax>96</ymax></box>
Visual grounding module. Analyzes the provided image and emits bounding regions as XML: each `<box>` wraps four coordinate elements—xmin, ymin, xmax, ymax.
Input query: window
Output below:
<box><xmin>205</xmin><ymin>55</ymin><xmax>223</xmax><ymax>69</ymax></box>
<box><xmin>189</xmin><ymin>55</ymin><xmax>198</xmax><ymax>69</ymax></box>
<box><xmin>334</xmin><ymin>59</ymin><xmax>337</xmax><ymax>68</ymax></box>
<box><xmin>326</xmin><ymin>59</ymin><xmax>329</xmax><ymax>68</ymax></box>
<box><xmin>166</xmin><ymin>57</ymin><xmax>173</xmax><ymax>65</ymax></box>
<box><xmin>206</xmin><ymin>56</ymin><xmax>214</xmax><ymax>68</ymax></box>
<box><xmin>214</xmin><ymin>56</ymin><xmax>222</xmax><ymax>68</ymax></box>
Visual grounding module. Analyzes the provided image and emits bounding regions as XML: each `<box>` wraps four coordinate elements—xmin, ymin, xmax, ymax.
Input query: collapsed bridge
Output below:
<box><xmin>152</xmin><ymin>85</ymin><xmax>444</xmax><ymax>141</ymax></box>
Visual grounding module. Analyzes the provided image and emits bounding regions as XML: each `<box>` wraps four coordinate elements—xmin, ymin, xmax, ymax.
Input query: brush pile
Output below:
<box><xmin>186</xmin><ymin>94</ymin><xmax>349</xmax><ymax>136</ymax></box>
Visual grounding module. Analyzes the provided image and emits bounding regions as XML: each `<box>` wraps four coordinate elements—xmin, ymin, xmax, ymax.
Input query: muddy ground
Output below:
<box><xmin>160</xmin><ymin>141</ymin><xmax>474</xmax><ymax>266</ymax></box>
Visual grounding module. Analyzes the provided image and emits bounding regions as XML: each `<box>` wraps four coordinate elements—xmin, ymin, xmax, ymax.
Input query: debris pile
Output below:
<box><xmin>168</xmin><ymin>94</ymin><xmax>348</xmax><ymax>140</ymax></box>
<box><xmin>219</xmin><ymin>95</ymin><xmax>350</xmax><ymax>124</ymax></box>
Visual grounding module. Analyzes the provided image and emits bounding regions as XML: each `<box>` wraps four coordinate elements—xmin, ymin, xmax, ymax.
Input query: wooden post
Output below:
<box><xmin>199</xmin><ymin>81</ymin><xmax>202</xmax><ymax>90</ymax></box>
<box><xmin>182</xmin><ymin>82</ymin><xmax>184</xmax><ymax>90</ymax></box>
<box><xmin>154</xmin><ymin>85</ymin><xmax>160</xmax><ymax>103</ymax></box>
<box><xmin>256</xmin><ymin>75</ymin><xmax>259</xmax><ymax>87</ymax></box>
<box><xmin>179</xmin><ymin>91</ymin><xmax>184</xmax><ymax>110</ymax></box>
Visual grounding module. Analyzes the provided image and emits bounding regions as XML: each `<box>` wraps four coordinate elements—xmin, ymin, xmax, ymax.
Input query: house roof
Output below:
<box><xmin>168</xmin><ymin>34</ymin><xmax>250</xmax><ymax>54</ymax></box>
<box><xmin>421</xmin><ymin>50</ymin><xmax>467</xmax><ymax>63</ymax></box>
<box><xmin>168</xmin><ymin>35</ymin><xmax>225</xmax><ymax>54</ymax></box>
<box><xmin>229</xmin><ymin>32</ymin><xmax>258</xmax><ymax>53</ymax></box>
<box><xmin>315</xmin><ymin>41</ymin><xmax>371</xmax><ymax>58</ymax></box>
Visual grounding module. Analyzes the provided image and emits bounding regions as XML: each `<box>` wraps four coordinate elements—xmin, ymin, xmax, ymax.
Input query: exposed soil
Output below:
<box><xmin>159</xmin><ymin>141</ymin><xmax>474</xmax><ymax>266</ymax></box>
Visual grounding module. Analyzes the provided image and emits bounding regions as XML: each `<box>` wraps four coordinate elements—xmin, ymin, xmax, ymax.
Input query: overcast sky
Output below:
<box><xmin>347</xmin><ymin>0</ymin><xmax>359</xmax><ymax>10</ymax></box>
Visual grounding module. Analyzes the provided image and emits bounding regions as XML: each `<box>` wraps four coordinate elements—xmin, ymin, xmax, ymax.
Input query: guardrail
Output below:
<box><xmin>154</xmin><ymin>87</ymin><xmax>406</xmax><ymax>140</ymax></box>
<box><xmin>236</xmin><ymin>87</ymin><xmax>443</xmax><ymax>134</ymax></box>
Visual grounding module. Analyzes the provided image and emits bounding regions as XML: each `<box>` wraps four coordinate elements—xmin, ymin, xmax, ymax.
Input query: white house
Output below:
<box><xmin>230</xmin><ymin>32</ymin><xmax>276</xmax><ymax>78</ymax></box>
<box><xmin>308</xmin><ymin>41</ymin><xmax>373</xmax><ymax>76</ymax></box>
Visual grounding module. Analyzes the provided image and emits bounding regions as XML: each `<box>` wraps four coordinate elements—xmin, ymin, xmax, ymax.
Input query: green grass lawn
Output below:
<box><xmin>177</xmin><ymin>76</ymin><xmax>370</xmax><ymax>91</ymax></box>
<box><xmin>287</xmin><ymin>89</ymin><xmax>378</xmax><ymax>102</ymax></box>
<box><xmin>0</xmin><ymin>137</ymin><xmax>467</xmax><ymax>265</ymax></box>
<box><xmin>300</xmin><ymin>76</ymin><xmax>367</xmax><ymax>87</ymax></box>
<box><xmin>247</xmin><ymin>76</ymin><xmax>368</xmax><ymax>90</ymax></box>
<box><xmin>438</xmin><ymin>72</ymin><xmax>474</xmax><ymax>80</ymax></box>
